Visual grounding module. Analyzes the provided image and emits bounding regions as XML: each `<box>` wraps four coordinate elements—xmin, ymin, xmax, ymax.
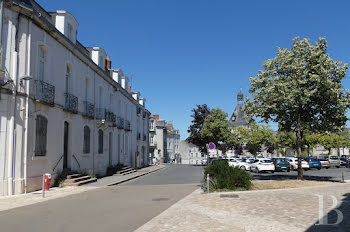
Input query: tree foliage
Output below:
<box><xmin>232</xmin><ymin>123</ymin><xmax>274</xmax><ymax>157</ymax></box>
<box><xmin>200</xmin><ymin>108</ymin><xmax>232</xmax><ymax>145</ymax></box>
<box><xmin>245</xmin><ymin>37</ymin><xmax>350</xmax><ymax>179</ymax></box>
<box><xmin>187</xmin><ymin>104</ymin><xmax>211</xmax><ymax>152</ymax></box>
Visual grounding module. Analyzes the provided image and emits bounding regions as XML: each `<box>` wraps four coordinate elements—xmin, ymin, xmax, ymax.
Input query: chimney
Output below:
<box><xmin>105</xmin><ymin>56</ymin><xmax>111</xmax><ymax>70</ymax></box>
<box><xmin>153</xmin><ymin>115</ymin><xmax>159</xmax><ymax>120</ymax></box>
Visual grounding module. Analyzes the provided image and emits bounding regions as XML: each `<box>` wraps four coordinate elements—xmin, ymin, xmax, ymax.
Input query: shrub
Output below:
<box><xmin>203</xmin><ymin>160</ymin><xmax>253</xmax><ymax>191</ymax></box>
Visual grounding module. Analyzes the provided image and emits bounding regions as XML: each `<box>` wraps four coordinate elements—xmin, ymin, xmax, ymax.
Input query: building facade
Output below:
<box><xmin>179</xmin><ymin>140</ymin><xmax>207</xmax><ymax>165</ymax></box>
<box><xmin>0</xmin><ymin>0</ymin><xmax>150</xmax><ymax>196</ymax></box>
<box><xmin>149</xmin><ymin>115</ymin><xmax>180</xmax><ymax>163</ymax></box>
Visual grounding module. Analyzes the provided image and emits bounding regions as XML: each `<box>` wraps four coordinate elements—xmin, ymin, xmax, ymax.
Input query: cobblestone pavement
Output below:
<box><xmin>135</xmin><ymin>182</ymin><xmax>350</xmax><ymax>232</ymax></box>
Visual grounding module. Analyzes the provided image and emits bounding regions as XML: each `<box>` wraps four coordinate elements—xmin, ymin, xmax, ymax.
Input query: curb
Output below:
<box><xmin>106</xmin><ymin>166</ymin><xmax>166</xmax><ymax>186</ymax></box>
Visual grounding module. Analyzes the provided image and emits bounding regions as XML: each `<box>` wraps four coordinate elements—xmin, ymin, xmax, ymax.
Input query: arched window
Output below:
<box><xmin>35</xmin><ymin>115</ymin><xmax>48</xmax><ymax>156</ymax></box>
<box><xmin>83</xmin><ymin>126</ymin><xmax>90</xmax><ymax>154</ymax></box>
<box><xmin>98</xmin><ymin>129</ymin><xmax>103</xmax><ymax>154</ymax></box>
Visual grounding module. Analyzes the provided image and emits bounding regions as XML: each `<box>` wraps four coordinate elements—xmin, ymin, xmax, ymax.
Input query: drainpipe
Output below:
<box><xmin>23</xmin><ymin>20</ymin><xmax>31</xmax><ymax>193</ymax></box>
<box><xmin>92</xmin><ymin>72</ymin><xmax>96</xmax><ymax>174</ymax></box>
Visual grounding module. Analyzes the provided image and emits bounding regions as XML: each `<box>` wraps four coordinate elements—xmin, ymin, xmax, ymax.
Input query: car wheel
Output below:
<box><xmin>240</xmin><ymin>166</ymin><xmax>245</xmax><ymax>170</ymax></box>
<box><xmin>271</xmin><ymin>171</ymin><xmax>274</xmax><ymax>174</ymax></box>
<box><xmin>337</xmin><ymin>166</ymin><xmax>340</xmax><ymax>168</ymax></box>
<box><xmin>317</xmin><ymin>168</ymin><xmax>321</xmax><ymax>170</ymax></box>
<box><xmin>287</xmin><ymin>168</ymin><xmax>290</xmax><ymax>172</ymax></box>
<box><xmin>326</xmin><ymin>167</ymin><xmax>329</xmax><ymax>169</ymax></box>
<box><xmin>256</xmin><ymin>168</ymin><xmax>260</xmax><ymax>173</ymax></box>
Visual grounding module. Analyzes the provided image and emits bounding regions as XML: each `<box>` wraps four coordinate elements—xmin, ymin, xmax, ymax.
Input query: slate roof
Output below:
<box><xmin>230</xmin><ymin>91</ymin><xmax>249</xmax><ymax>127</ymax></box>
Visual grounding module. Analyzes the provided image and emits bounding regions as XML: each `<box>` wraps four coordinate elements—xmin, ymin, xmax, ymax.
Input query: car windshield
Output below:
<box><xmin>277</xmin><ymin>158</ymin><xmax>286</xmax><ymax>162</ymax></box>
<box><xmin>330</xmin><ymin>156</ymin><xmax>338</xmax><ymax>160</ymax></box>
<box><xmin>260</xmin><ymin>159</ymin><xmax>272</xmax><ymax>163</ymax></box>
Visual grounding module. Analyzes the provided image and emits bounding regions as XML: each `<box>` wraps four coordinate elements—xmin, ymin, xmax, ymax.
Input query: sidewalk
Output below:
<box><xmin>0</xmin><ymin>165</ymin><xmax>165</xmax><ymax>212</ymax></box>
<box><xmin>135</xmin><ymin>182</ymin><xmax>350</xmax><ymax>232</ymax></box>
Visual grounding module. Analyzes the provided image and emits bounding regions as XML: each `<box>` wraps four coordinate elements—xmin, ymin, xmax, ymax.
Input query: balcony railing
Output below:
<box><xmin>116</xmin><ymin>116</ymin><xmax>124</xmax><ymax>129</ymax></box>
<box><xmin>34</xmin><ymin>80</ymin><xmax>55</xmax><ymax>105</ymax></box>
<box><xmin>105</xmin><ymin>110</ymin><xmax>116</xmax><ymax>124</ymax></box>
<box><xmin>83</xmin><ymin>101</ymin><xmax>94</xmax><ymax>119</ymax></box>
<box><xmin>64</xmin><ymin>93</ymin><xmax>78</xmax><ymax>113</ymax></box>
<box><xmin>96</xmin><ymin>108</ymin><xmax>116</xmax><ymax>124</ymax></box>
<box><xmin>125</xmin><ymin>120</ymin><xmax>131</xmax><ymax>131</ymax></box>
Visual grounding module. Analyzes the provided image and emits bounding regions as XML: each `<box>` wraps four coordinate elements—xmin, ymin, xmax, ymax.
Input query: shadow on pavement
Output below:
<box><xmin>251</xmin><ymin>173</ymin><xmax>339</xmax><ymax>182</ymax></box>
<box><xmin>306</xmin><ymin>193</ymin><xmax>350</xmax><ymax>232</ymax></box>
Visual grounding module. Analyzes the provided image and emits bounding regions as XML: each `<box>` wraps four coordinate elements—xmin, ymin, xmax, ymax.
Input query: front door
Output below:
<box><xmin>63</xmin><ymin>121</ymin><xmax>69</xmax><ymax>169</ymax></box>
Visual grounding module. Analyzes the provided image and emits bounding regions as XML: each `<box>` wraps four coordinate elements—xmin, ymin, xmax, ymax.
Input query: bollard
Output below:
<box><xmin>42</xmin><ymin>174</ymin><xmax>46</xmax><ymax>198</ymax></box>
<box><xmin>207</xmin><ymin>173</ymin><xmax>210</xmax><ymax>194</ymax></box>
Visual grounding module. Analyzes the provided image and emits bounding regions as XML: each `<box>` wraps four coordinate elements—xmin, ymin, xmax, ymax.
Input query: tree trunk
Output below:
<box><xmin>296</xmin><ymin>126</ymin><xmax>303</xmax><ymax>180</ymax></box>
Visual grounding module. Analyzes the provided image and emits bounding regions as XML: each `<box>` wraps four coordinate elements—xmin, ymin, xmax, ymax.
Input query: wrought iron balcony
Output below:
<box><xmin>64</xmin><ymin>93</ymin><xmax>78</xmax><ymax>113</ymax></box>
<box><xmin>116</xmin><ymin>116</ymin><xmax>124</xmax><ymax>129</ymax></box>
<box><xmin>83</xmin><ymin>101</ymin><xmax>94</xmax><ymax>119</ymax></box>
<box><xmin>96</xmin><ymin>108</ymin><xmax>106</xmax><ymax>120</ymax></box>
<box><xmin>105</xmin><ymin>110</ymin><xmax>116</xmax><ymax>124</ymax></box>
<box><xmin>34</xmin><ymin>80</ymin><xmax>55</xmax><ymax>105</ymax></box>
<box><xmin>125</xmin><ymin>120</ymin><xmax>131</xmax><ymax>131</ymax></box>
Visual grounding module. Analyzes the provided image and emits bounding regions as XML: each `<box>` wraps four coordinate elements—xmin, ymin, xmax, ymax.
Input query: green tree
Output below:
<box><xmin>187</xmin><ymin>104</ymin><xmax>211</xmax><ymax>152</ymax></box>
<box><xmin>245</xmin><ymin>37</ymin><xmax>350</xmax><ymax>179</ymax></box>
<box><xmin>200</xmin><ymin>108</ymin><xmax>232</xmax><ymax>146</ymax></box>
<box><xmin>232</xmin><ymin>123</ymin><xmax>274</xmax><ymax>158</ymax></box>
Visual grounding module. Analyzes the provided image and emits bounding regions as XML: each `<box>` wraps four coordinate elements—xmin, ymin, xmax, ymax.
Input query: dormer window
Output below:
<box><xmin>67</xmin><ymin>23</ymin><xmax>73</xmax><ymax>41</ymax></box>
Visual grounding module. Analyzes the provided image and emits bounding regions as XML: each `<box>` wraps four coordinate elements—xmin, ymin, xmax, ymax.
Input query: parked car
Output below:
<box><xmin>320</xmin><ymin>155</ymin><xmax>340</xmax><ymax>168</ymax></box>
<box><xmin>228</xmin><ymin>158</ymin><xmax>238</xmax><ymax>167</ymax></box>
<box><xmin>318</xmin><ymin>158</ymin><xmax>330</xmax><ymax>169</ymax></box>
<box><xmin>271</xmin><ymin>158</ymin><xmax>290</xmax><ymax>172</ymax></box>
<box><xmin>239</xmin><ymin>158</ymin><xmax>255</xmax><ymax>171</ymax></box>
<box><xmin>288</xmin><ymin>158</ymin><xmax>309</xmax><ymax>171</ymax></box>
<box><xmin>340</xmin><ymin>158</ymin><xmax>348</xmax><ymax>167</ymax></box>
<box><xmin>304</xmin><ymin>157</ymin><xmax>321</xmax><ymax>170</ymax></box>
<box><xmin>250</xmin><ymin>158</ymin><xmax>275</xmax><ymax>173</ymax></box>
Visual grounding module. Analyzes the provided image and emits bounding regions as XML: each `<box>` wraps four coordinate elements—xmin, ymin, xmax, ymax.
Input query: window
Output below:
<box><xmin>98</xmin><ymin>129</ymin><xmax>103</xmax><ymax>154</ymax></box>
<box><xmin>83</xmin><ymin>126</ymin><xmax>90</xmax><ymax>154</ymax></box>
<box><xmin>150</xmin><ymin>120</ymin><xmax>154</xmax><ymax>130</ymax></box>
<box><xmin>35</xmin><ymin>115</ymin><xmax>48</xmax><ymax>156</ymax></box>
<box><xmin>65</xmin><ymin>65</ymin><xmax>71</xmax><ymax>93</ymax></box>
<box><xmin>38</xmin><ymin>46</ymin><xmax>46</xmax><ymax>81</ymax></box>
<box><xmin>67</xmin><ymin>23</ymin><xmax>73</xmax><ymax>41</ymax></box>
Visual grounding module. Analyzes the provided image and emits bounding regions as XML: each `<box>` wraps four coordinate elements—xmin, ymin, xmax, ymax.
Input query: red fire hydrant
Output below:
<box><xmin>44</xmin><ymin>173</ymin><xmax>51</xmax><ymax>191</ymax></box>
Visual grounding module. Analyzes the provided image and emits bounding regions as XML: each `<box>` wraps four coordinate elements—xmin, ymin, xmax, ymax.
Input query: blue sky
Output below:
<box><xmin>37</xmin><ymin>0</ymin><xmax>350</xmax><ymax>139</ymax></box>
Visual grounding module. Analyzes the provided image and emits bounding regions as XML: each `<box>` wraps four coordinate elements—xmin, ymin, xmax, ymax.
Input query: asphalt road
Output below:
<box><xmin>251</xmin><ymin>166</ymin><xmax>350</xmax><ymax>182</ymax></box>
<box><xmin>0</xmin><ymin>164</ymin><xmax>203</xmax><ymax>232</ymax></box>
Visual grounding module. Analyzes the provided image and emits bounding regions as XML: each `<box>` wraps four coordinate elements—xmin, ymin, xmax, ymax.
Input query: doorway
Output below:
<box><xmin>63</xmin><ymin>121</ymin><xmax>69</xmax><ymax>169</ymax></box>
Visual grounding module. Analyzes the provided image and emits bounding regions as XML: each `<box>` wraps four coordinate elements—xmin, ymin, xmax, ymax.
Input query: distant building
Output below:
<box><xmin>179</xmin><ymin>141</ymin><xmax>207</xmax><ymax>165</ymax></box>
<box><xmin>149</xmin><ymin>115</ymin><xmax>180</xmax><ymax>163</ymax></box>
<box><xmin>229</xmin><ymin>91</ymin><xmax>249</xmax><ymax>128</ymax></box>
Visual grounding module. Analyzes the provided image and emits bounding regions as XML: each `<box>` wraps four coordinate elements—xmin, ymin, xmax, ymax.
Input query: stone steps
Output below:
<box><xmin>114</xmin><ymin>167</ymin><xmax>137</xmax><ymax>176</ymax></box>
<box><xmin>63</xmin><ymin>174</ymin><xmax>97</xmax><ymax>186</ymax></box>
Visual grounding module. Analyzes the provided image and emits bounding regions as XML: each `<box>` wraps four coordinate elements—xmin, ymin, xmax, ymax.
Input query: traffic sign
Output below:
<box><xmin>208</xmin><ymin>143</ymin><xmax>216</xmax><ymax>150</ymax></box>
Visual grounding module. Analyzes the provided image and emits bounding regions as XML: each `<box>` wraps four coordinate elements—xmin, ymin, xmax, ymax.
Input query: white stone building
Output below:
<box><xmin>0</xmin><ymin>0</ymin><xmax>150</xmax><ymax>196</ymax></box>
<box><xmin>179</xmin><ymin>140</ymin><xmax>207</xmax><ymax>165</ymax></box>
<box><xmin>149</xmin><ymin>115</ymin><xmax>180</xmax><ymax>163</ymax></box>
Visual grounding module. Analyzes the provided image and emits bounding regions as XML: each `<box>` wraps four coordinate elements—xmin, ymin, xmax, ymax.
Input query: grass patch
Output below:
<box><xmin>250</xmin><ymin>180</ymin><xmax>334</xmax><ymax>190</ymax></box>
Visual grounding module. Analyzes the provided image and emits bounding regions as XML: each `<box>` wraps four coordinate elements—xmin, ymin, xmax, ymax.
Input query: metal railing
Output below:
<box><xmin>34</xmin><ymin>80</ymin><xmax>55</xmax><ymax>105</ymax></box>
<box><xmin>52</xmin><ymin>154</ymin><xmax>63</xmax><ymax>171</ymax></box>
<box><xmin>125</xmin><ymin>120</ymin><xmax>131</xmax><ymax>131</ymax></box>
<box><xmin>117</xmin><ymin>116</ymin><xmax>124</xmax><ymax>129</ymax></box>
<box><xmin>83</xmin><ymin>101</ymin><xmax>94</xmax><ymax>118</ymax></box>
<box><xmin>64</xmin><ymin>92</ymin><xmax>78</xmax><ymax>113</ymax></box>
<box><xmin>72</xmin><ymin>154</ymin><xmax>81</xmax><ymax>169</ymax></box>
<box><xmin>96</xmin><ymin>108</ymin><xmax>116</xmax><ymax>124</ymax></box>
